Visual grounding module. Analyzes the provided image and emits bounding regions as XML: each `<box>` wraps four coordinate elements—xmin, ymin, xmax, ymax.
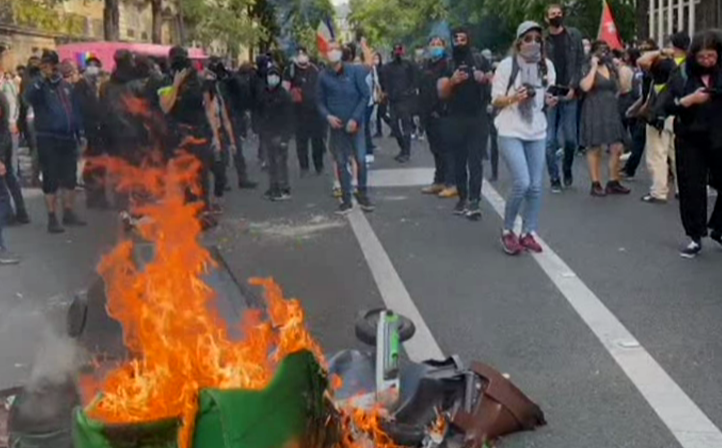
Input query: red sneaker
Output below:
<box><xmin>520</xmin><ymin>233</ymin><xmax>543</xmax><ymax>253</ymax></box>
<box><xmin>501</xmin><ymin>232</ymin><xmax>523</xmax><ymax>255</ymax></box>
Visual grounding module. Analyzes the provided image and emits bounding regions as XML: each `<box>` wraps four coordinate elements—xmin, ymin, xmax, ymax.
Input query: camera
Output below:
<box><xmin>521</xmin><ymin>83</ymin><xmax>536</xmax><ymax>98</ymax></box>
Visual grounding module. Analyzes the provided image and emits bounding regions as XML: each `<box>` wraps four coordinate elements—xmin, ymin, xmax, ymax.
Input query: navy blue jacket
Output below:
<box><xmin>23</xmin><ymin>75</ymin><xmax>82</xmax><ymax>140</ymax></box>
<box><xmin>317</xmin><ymin>63</ymin><xmax>370</xmax><ymax>124</ymax></box>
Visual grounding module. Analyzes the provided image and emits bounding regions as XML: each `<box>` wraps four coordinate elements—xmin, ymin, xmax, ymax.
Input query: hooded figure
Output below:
<box><xmin>380</xmin><ymin>43</ymin><xmax>418</xmax><ymax>162</ymax></box>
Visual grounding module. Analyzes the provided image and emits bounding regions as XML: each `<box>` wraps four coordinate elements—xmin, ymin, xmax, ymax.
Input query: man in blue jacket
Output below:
<box><xmin>24</xmin><ymin>50</ymin><xmax>85</xmax><ymax>233</ymax></box>
<box><xmin>317</xmin><ymin>42</ymin><xmax>373</xmax><ymax>214</ymax></box>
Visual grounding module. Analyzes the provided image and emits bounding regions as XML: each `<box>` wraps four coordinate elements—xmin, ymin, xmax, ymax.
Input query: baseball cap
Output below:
<box><xmin>516</xmin><ymin>21</ymin><xmax>543</xmax><ymax>39</ymax></box>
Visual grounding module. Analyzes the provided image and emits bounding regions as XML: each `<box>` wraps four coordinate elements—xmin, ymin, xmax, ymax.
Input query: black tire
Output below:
<box><xmin>354</xmin><ymin>308</ymin><xmax>416</xmax><ymax>346</ymax></box>
<box><xmin>66</xmin><ymin>293</ymin><xmax>88</xmax><ymax>338</ymax></box>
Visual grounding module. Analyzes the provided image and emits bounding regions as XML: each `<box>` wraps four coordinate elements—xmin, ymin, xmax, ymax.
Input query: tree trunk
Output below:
<box><xmin>104</xmin><ymin>0</ymin><xmax>120</xmax><ymax>41</ymax></box>
<box><xmin>151</xmin><ymin>0</ymin><xmax>162</xmax><ymax>43</ymax></box>
<box><xmin>635</xmin><ymin>0</ymin><xmax>649</xmax><ymax>41</ymax></box>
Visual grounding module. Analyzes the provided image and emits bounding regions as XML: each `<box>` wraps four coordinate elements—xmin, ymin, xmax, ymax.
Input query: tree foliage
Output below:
<box><xmin>349</xmin><ymin>0</ymin><xmax>638</xmax><ymax>53</ymax></box>
<box><xmin>10</xmin><ymin>0</ymin><xmax>86</xmax><ymax>36</ymax></box>
<box><xmin>180</xmin><ymin>0</ymin><xmax>262</xmax><ymax>54</ymax></box>
<box><xmin>274</xmin><ymin>0</ymin><xmax>335</xmax><ymax>57</ymax></box>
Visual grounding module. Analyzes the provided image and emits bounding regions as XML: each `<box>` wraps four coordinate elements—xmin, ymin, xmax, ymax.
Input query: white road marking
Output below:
<box><xmin>346</xmin><ymin>209</ymin><xmax>444</xmax><ymax>362</ymax></box>
<box><xmin>361</xmin><ymin>167</ymin><xmax>722</xmax><ymax>448</ymax></box>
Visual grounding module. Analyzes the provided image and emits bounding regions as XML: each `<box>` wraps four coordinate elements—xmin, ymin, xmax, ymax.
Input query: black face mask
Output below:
<box><xmin>549</xmin><ymin>16</ymin><xmax>564</xmax><ymax>27</ymax></box>
<box><xmin>452</xmin><ymin>44</ymin><xmax>470</xmax><ymax>62</ymax></box>
<box><xmin>170</xmin><ymin>56</ymin><xmax>191</xmax><ymax>74</ymax></box>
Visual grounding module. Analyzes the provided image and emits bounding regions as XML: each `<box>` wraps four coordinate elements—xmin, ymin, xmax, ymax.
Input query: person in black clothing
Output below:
<box><xmin>18</xmin><ymin>56</ymin><xmax>41</xmax><ymax>187</ymax></box>
<box><xmin>253</xmin><ymin>54</ymin><xmax>273</xmax><ymax>167</ymax></box>
<box><xmin>544</xmin><ymin>4</ymin><xmax>585</xmax><ymax>192</ymax></box>
<box><xmin>75</xmin><ymin>55</ymin><xmax>107</xmax><ymax>208</ymax></box>
<box><xmin>207</xmin><ymin>56</ymin><xmax>257</xmax><ymax>192</ymax></box>
<box><xmin>257</xmin><ymin>65</ymin><xmax>294</xmax><ymax>201</ymax></box>
<box><xmin>159</xmin><ymin>46</ymin><xmax>224</xmax><ymax>222</ymax></box>
<box><xmin>664</xmin><ymin>30</ymin><xmax>722</xmax><ymax>258</ymax></box>
<box><xmin>283</xmin><ymin>47</ymin><xmax>326</xmax><ymax>175</ymax></box>
<box><xmin>419</xmin><ymin>36</ymin><xmax>452</xmax><ymax>195</ymax></box>
<box><xmin>23</xmin><ymin>50</ymin><xmax>86</xmax><ymax>233</ymax></box>
<box><xmin>380</xmin><ymin>43</ymin><xmax>418</xmax><ymax>163</ymax></box>
<box><xmin>372</xmin><ymin>53</ymin><xmax>392</xmax><ymax>137</ymax></box>
<box><xmin>437</xmin><ymin>27</ymin><xmax>493</xmax><ymax>221</ymax></box>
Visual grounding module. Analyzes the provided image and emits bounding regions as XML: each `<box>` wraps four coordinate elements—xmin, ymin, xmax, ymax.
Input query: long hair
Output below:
<box><xmin>512</xmin><ymin>29</ymin><xmax>549</xmax><ymax>86</ymax></box>
<box><xmin>686</xmin><ymin>30</ymin><xmax>722</xmax><ymax>78</ymax></box>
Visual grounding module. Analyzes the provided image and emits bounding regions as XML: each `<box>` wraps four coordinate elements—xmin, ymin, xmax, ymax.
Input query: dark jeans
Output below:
<box><xmin>389</xmin><ymin>101</ymin><xmax>414</xmax><ymax>157</ymax></box>
<box><xmin>545</xmin><ymin>100</ymin><xmax>578</xmax><ymax>183</ymax></box>
<box><xmin>450</xmin><ymin>115</ymin><xmax>489</xmax><ymax>202</ymax></box>
<box><xmin>425</xmin><ymin>115</ymin><xmax>452</xmax><ymax>186</ymax></box>
<box><xmin>364</xmin><ymin>105</ymin><xmax>375</xmax><ymax>155</ymax></box>
<box><xmin>0</xmin><ymin>176</ymin><xmax>10</xmax><ymax>249</ymax></box>
<box><xmin>2</xmin><ymin>141</ymin><xmax>27</xmax><ymax>215</ymax></box>
<box><xmin>489</xmin><ymin>118</ymin><xmax>499</xmax><ymax>179</ymax></box>
<box><xmin>83</xmin><ymin>133</ymin><xmax>108</xmax><ymax>205</ymax></box>
<box><xmin>623</xmin><ymin>119</ymin><xmax>646</xmax><ymax>177</ymax></box>
<box><xmin>295</xmin><ymin>115</ymin><xmax>326</xmax><ymax>172</ymax></box>
<box><xmin>676</xmin><ymin>137</ymin><xmax>722</xmax><ymax>240</ymax></box>
<box><xmin>266</xmin><ymin>137</ymin><xmax>290</xmax><ymax>192</ymax></box>
<box><xmin>37</xmin><ymin>135</ymin><xmax>78</xmax><ymax>195</ymax></box>
<box><xmin>376</xmin><ymin>102</ymin><xmax>391</xmax><ymax>136</ymax></box>
<box><xmin>233</xmin><ymin>139</ymin><xmax>250</xmax><ymax>183</ymax></box>
<box><xmin>330</xmin><ymin>125</ymin><xmax>367</xmax><ymax>205</ymax></box>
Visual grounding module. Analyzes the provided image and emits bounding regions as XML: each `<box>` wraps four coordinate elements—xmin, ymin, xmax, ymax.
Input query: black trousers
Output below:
<box><xmin>424</xmin><ymin>115</ymin><xmax>453</xmax><ymax>186</ymax></box>
<box><xmin>675</xmin><ymin>136</ymin><xmax>722</xmax><ymax>240</ymax></box>
<box><xmin>295</xmin><ymin>114</ymin><xmax>325</xmax><ymax>172</ymax></box>
<box><xmin>488</xmin><ymin>116</ymin><xmax>499</xmax><ymax>179</ymax></box>
<box><xmin>450</xmin><ymin>116</ymin><xmax>489</xmax><ymax>202</ymax></box>
<box><xmin>82</xmin><ymin>132</ymin><xmax>108</xmax><ymax>205</ymax></box>
<box><xmin>266</xmin><ymin>137</ymin><xmax>289</xmax><ymax>191</ymax></box>
<box><xmin>1</xmin><ymin>139</ymin><xmax>27</xmax><ymax>215</ymax></box>
<box><xmin>389</xmin><ymin>101</ymin><xmax>414</xmax><ymax>157</ymax></box>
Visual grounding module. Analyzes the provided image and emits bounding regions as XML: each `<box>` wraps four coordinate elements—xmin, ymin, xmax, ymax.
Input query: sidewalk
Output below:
<box><xmin>0</xmin><ymin>190</ymin><xmax>117</xmax><ymax>389</ymax></box>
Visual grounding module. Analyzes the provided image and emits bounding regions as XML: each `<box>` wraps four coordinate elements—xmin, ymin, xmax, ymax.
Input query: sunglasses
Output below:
<box><xmin>522</xmin><ymin>35</ymin><xmax>542</xmax><ymax>44</ymax></box>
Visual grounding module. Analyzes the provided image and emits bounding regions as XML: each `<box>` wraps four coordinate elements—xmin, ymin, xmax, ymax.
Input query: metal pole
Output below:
<box><xmin>668</xmin><ymin>0</ymin><xmax>674</xmax><ymax>33</ymax></box>
<box><xmin>650</xmin><ymin>0</ymin><xmax>655</xmax><ymax>39</ymax></box>
<box><xmin>678</xmin><ymin>0</ymin><xmax>684</xmax><ymax>31</ymax></box>
<box><xmin>658</xmin><ymin>0</ymin><xmax>664</xmax><ymax>44</ymax></box>
<box><xmin>688</xmin><ymin>0</ymin><xmax>695</xmax><ymax>36</ymax></box>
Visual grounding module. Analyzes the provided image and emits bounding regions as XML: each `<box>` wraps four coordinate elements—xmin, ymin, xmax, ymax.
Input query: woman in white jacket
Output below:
<box><xmin>491</xmin><ymin>21</ymin><xmax>557</xmax><ymax>255</ymax></box>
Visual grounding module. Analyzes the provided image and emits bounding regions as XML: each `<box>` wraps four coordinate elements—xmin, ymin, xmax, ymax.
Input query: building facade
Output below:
<box><xmin>649</xmin><ymin>0</ymin><xmax>722</xmax><ymax>44</ymax></box>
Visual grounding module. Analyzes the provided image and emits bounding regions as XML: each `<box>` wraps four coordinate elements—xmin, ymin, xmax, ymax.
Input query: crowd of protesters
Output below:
<box><xmin>1</xmin><ymin>4</ymin><xmax>722</xmax><ymax>265</ymax></box>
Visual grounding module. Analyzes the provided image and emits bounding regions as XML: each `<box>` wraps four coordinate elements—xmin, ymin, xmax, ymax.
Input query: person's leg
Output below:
<box><xmin>499</xmin><ymin>136</ymin><xmax>530</xmax><ymax>231</ymax></box>
<box><xmin>388</xmin><ymin>103</ymin><xmax>404</xmax><ymax>151</ymax></box>
<box><xmin>467</xmin><ymin>118</ymin><xmax>487</xmax><ymax>203</ymax></box>
<box><xmin>545</xmin><ymin>105</ymin><xmax>561</xmax><ymax>187</ymax></box>
<box><xmin>453</xmin><ymin>123</ymin><xmax>470</xmax><ymax>204</ymax></box>
<box><xmin>59</xmin><ymin>139</ymin><xmax>85</xmax><ymax>225</ymax></box>
<box><xmin>2</xmin><ymin>144</ymin><xmax>28</xmax><ymax>222</ymax></box>
<box><xmin>560</xmin><ymin>100</ymin><xmax>578</xmax><ymax>185</ymax></box>
<box><xmin>675</xmin><ymin>138</ymin><xmax>708</xmax><ymax>241</ymax></box>
<box><xmin>266</xmin><ymin>138</ymin><xmax>280</xmax><ymax>195</ymax></box>
<box><xmin>521</xmin><ymin>139</ymin><xmax>547</xmax><ymax>235</ymax></box>
<box><xmin>296</xmin><ymin>122</ymin><xmax>311</xmax><ymax>173</ymax></box>
<box><xmin>331</xmin><ymin>130</ymin><xmax>353</xmax><ymax>206</ymax></box>
<box><xmin>399</xmin><ymin>106</ymin><xmax>414</xmax><ymax>158</ymax></box>
<box><xmin>586</xmin><ymin>147</ymin><xmax>602</xmax><ymax>184</ymax></box>
<box><xmin>608</xmin><ymin>143</ymin><xmax>624</xmax><ymax>182</ymax></box>
<box><xmin>489</xmin><ymin>120</ymin><xmax>499</xmax><ymax>181</ymax></box>
<box><xmin>83</xmin><ymin>137</ymin><xmax>109</xmax><ymax>208</ymax></box>
<box><xmin>37</xmin><ymin>137</ymin><xmax>64</xmax><ymax>233</ymax></box>
<box><xmin>424</xmin><ymin>116</ymin><xmax>444</xmax><ymax>188</ymax></box>
<box><xmin>279</xmin><ymin>140</ymin><xmax>290</xmax><ymax>193</ymax></box>
<box><xmin>27</xmin><ymin>120</ymin><xmax>40</xmax><ymax>187</ymax></box>
<box><xmin>353</xmin><ymin>124</ymin><xmax>369</xmax><ymax>199</ymax></box>
<box><xmin>364</xmin><ymin>105</ymin><xmax>375</xmax><ymax>155</ymax></box>
<box><xmin>311</xmin><ymin>130</ymin><xmax>326</xmax><ymax>174</ymax></box>
<box><xmin>623</xmin><ymin>119</ymin><xmax>646</xmax><ymax>177</ymax></box>
<box><xmin>645</xmin><ymin>125</ymin><xmax>669</xmax><ymax>200</ymax></box>
<box><xmin>376</xmin><ymin>103</ymin><xmax>385</xmax><ymax>136</ymax></box>
<box><xmin>666</xmin><ymin>125</ymin><xmax>678</xmax><ymax>196</ymax></box>
<box><xmin>234</xmin><ymin>138</ymin><xmax>255</xmax><ymax>188</ymax></box>
<box><xmin>0</xmin><ymin>176</ymin><xmax>10</xmax><ymax>247</ymax></box>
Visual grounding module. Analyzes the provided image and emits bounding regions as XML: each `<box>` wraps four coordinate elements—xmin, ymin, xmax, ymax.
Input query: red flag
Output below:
<box><xmin>598</xmin><ymin>0</ymin><xmax>623</xmax><ymax>50</ymax></box>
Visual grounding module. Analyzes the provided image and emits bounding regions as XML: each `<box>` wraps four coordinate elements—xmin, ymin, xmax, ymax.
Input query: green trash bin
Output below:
<box><xmin>73</xmin><ymin>351</ymin><xmax>339</xmax><ymax>448</ymax></box>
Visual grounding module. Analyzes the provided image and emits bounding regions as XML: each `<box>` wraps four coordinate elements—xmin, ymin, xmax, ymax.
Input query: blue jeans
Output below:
<box><xmin>0</xmin><ymin>176</ymin><xmax>11</xmax><ymax>250</ymax></box>
<box><xmin>545</xmin><ymin>100</ymin><xmax>578</xmax><ymax>184</ymax></box>
<box><xmin>499</xmin><ymin>136</ymin><xmax>546</xmax><ymax>234</ymax></box>
<box><xmin>330</xmin><ymin>124</ymin><xmax>367</xmax><ymax>205</ymax></box>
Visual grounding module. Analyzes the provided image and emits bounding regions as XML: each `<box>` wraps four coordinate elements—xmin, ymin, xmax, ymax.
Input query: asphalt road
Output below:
<box><xmin>1</xmin><ymin>133</ymin><xmax>721</xmax><ymax>448</ymax></box>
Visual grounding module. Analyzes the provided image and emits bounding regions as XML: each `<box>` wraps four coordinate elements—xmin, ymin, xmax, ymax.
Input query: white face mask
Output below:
<box><xmin>297</xmin><ymin>54</ymin><xmax>309</xmax><ymax>65</ymax></box>
<box><xmin>85</xmin><ymin>66</ymin><xmax>100</xmax><ymax>76</ymax></box>
<box><xmin>327</xmin><ymin>49</ymin><xmax>342</xmax><ymax>64</ymax></box>
<box><xmin>267</xmin><ymin>74</ymin><xmax>280</xmax><ymax>87</ymax></box>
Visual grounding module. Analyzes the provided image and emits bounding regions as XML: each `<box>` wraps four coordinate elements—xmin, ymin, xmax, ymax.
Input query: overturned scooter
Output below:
<box><xmin>329</xmin><ymin>309</ymin><xmax>547</xmax><ymax>448</ymax></box>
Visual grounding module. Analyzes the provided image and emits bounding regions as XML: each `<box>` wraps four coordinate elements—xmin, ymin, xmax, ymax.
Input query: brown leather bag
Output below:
<box><xmin>452</xmin><ymin>361</ymin><xmax>546</xmax><ymax>447</ymax></box>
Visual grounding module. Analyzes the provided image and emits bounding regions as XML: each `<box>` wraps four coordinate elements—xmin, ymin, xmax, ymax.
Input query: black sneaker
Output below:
<box><xmin>563</xmin><ymin>172</ymin><xmax>573</xmax><ymax>188</ymax></box>
<box><xmin>680</xmin><ymin>239</ymin><xmax>702</xmax><ymax>259</ymax></box>
<box><xmin>272</xmin><ymin>191</ymin><xmax>292</xmax><ymax>202</ymax></box>
<box><xmin>48</xmin><ymin>214</ymin><xmax>65</xmax><ymax>234</ymax></box>
<box><xmin>14</xmin><ymin>211</ymin><xmax>31</xmax><ymax>225</ymax></box>
<box><xmin>711</xmin><ymin>230</ymin><xmax>722</xmax><ymax>247</ymax></box>
<box><xmin>356</xmin><ymin>194</ymin><xmax>375</xmax><ymax>212</ymax></box>
<box><xmin>551</xmin><ymin>180</ymin><xmax>562</xmax><ymax>194</ymax></box>
<box><xmin>62</xmin><ymin>210</ymin><xmax>87</xmax><ymax>227</ymax></box>
<box><xmin>453</xmin><ymin>200</ymin><xmax>468</xmax><ymax>216</ymax></box>
<box><xmin>394</xmin><ymin>154</ymin><xmax>410</xmax><ymax>164</ymax></box>
<box><xmin>263</xmin><ymin>189</ymin><xmax>276</xmax><ymax>200</ymax></box>
<box><xmin>466</xmin><ymin>201</ymin><xmax>482</xmax><ymax>221</ymax></box>
<box><xmin>336</xmin><ymin>202</ymin><xmax>353</xmax><ymax>216</ymax></box>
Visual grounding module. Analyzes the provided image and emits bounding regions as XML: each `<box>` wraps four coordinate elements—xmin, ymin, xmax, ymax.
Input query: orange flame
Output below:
<box><xmin>86</xmin><ymin>156</ymin><xmax>396</xmax><ymax>448</ymax></box>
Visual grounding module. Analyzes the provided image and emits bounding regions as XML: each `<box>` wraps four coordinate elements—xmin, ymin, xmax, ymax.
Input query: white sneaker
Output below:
<box><xmin>365</xmin><ymin>154</ymin><xmax>375</xmax><ymax>164</ymax></box>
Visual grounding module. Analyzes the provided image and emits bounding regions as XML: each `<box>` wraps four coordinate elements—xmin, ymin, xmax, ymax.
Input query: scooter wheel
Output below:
<box><xmin>66</xmin><ymin>293</ymin><xmax>88</xmax><ymax>338</ymax></box>
<box><xmin>354</xmin><ymin>308</ymin><xmax>416</xmax><ymax>346</ymax></box>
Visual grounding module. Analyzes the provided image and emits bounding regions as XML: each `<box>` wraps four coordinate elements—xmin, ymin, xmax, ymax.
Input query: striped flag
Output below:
<box><xmin>317</xmin><ymin>17</ymin><xmax>336</xmax><ymax>56</ymax></box>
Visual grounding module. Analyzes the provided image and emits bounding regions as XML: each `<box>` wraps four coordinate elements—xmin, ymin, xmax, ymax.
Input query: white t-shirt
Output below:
<box><xmin>492</xmin><ymin>56</ymin><xmax>556</xmax><ymax>141</ymax></box>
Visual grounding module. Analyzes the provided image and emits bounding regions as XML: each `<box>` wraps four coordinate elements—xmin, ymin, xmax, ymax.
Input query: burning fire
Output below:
<box><xmin>85</xmin><ymin>155</ymin><xmax>393</xmax><ymax>448</ymax></box>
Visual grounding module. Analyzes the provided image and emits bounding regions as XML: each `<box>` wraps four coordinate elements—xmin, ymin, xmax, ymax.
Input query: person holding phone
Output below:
<box><xmin>665</xmin><ymin>30</ymin><xmax>722</xmax><ymax>258</ymax></box>
<box><xmin>579</xmin><ymin>40</ymin><xmax>630</xmax><ymax>197</ymax></box>
<box><xmin>491</xmin><ymin>21</ymin><xmax>556</xmax><ymax>255</ymax></box>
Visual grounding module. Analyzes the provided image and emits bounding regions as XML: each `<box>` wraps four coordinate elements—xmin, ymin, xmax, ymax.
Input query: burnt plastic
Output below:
<box><xmin>452</xmin><ymin>361</ymin><xmax>546</xmax><ymax>447</ymax></box>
